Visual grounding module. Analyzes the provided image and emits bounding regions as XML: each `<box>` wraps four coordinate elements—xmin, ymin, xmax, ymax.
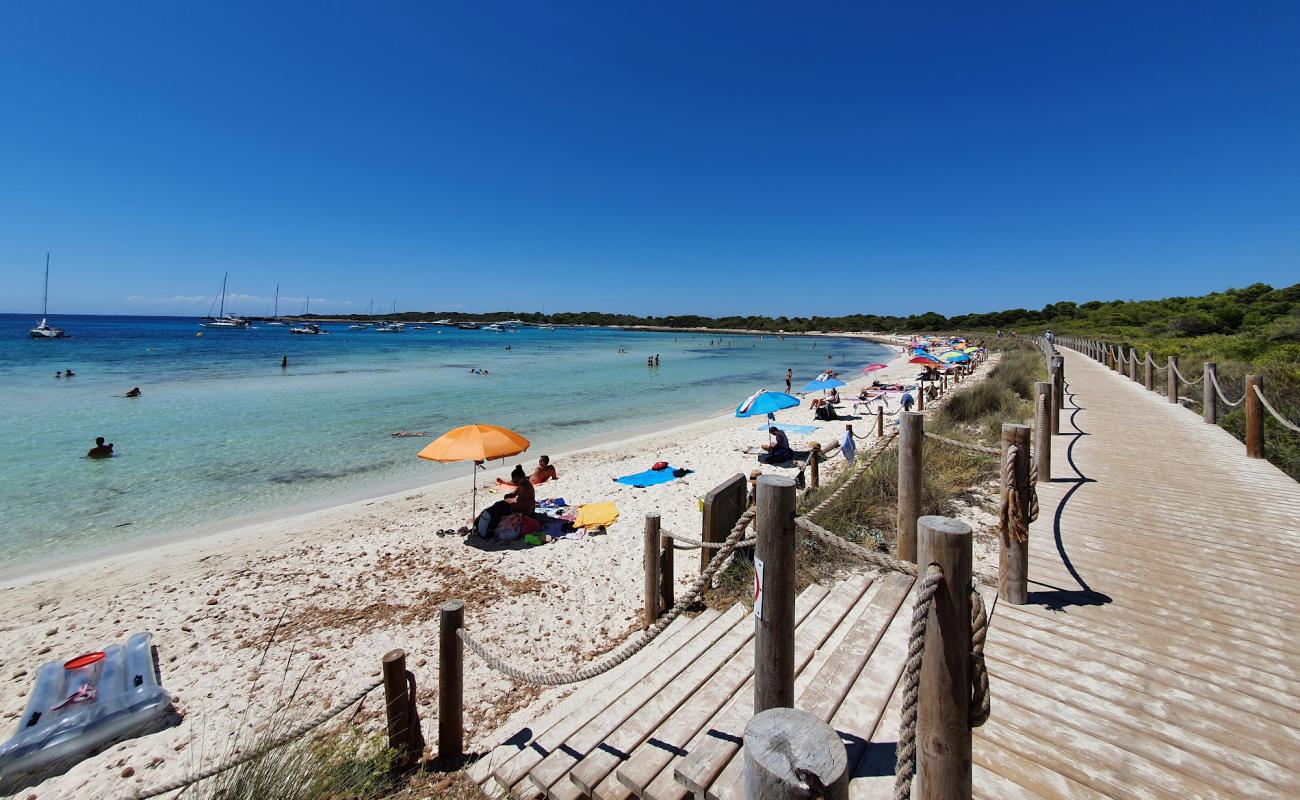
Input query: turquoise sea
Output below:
<box><xmin>0</xmin><ymin>314</ymin><xmax>892</xmax><ymax>572</ymax></box>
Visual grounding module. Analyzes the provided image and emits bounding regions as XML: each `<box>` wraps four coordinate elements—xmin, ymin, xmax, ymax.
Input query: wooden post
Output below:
<box><xmin>643</xmin><ymin>514</ymin><xmax>661</xmax><ymax>628</ymax></box>
<box><xmin>1034</xmin><ymin>382</ymin><xmax>1051</xmax><ymax>483</ymax></box>
<box><xmin>1052</xmin><ymin>356</ymin><xmax>1064</xmax><ymax>411</ymax></box>
<box><xmin>754</xmin><ymin>475</ymin><xmax>796</xmax><ymax>713</ymax></box>
<box><xmin>743</xmin><ymin>708</ymin><xmax>848</xmax><ymax>800</ymax></box>
<box><xmin>1128</xmin><ymin>347</ymin><xmax>1138</xmax><ymax>382</ymax></box>
<box><xmin>1047</xmin><ymin>363</ymin><xmax>1061</xmax><ymax>436</ymax></box>
<box><xmin>809</xmin><ymin>442</ymin><xmax>821</xmax><ymax>490</ymax></box>
<box><xmin>916</xmin><ymin>516</ymin><xmax>973</xmax><ymax>800</ymax></box>
<box><xmin>918</xmin><ymin>380</ymin><xmax>926</xmax><ymax>411</ymax></box>
<box><xmin>1167</xmin><ymin>355</ymin><xmax>1179</xmax><ymax>404</ymax></box>
<box><xmin>438</xmin><ymin>600</ymin><xmax>464</xmax><ymax>767</ymax></box>
<box><xmin>998</xmin><ymin>424</ymin><xmax>1030</xmax><ymax>605</ymax></box>
<box><xmin>659</xmin><ymin>527</ymin><xmax>674</xmax><ymax>616</ymax></box>
<box><xmin>1144</xmin><ymin>352</ymin><xmax>1154</xmax><ymax>391</ymax></box>
<box><xmin>383</xmin><ymin>649</ymin><xmax>412</xmax><ymax>764</ymax></box>
<box><xmin>1203</xmin><ymin>362</ymin><xmax>1217</xmax><ymax>424</ymax></box>
<box><xmin>897</xmin><ymin>412</ymin><xmax>923</xmax><ymax>564</ymax></box>
<box><xmin>877</xmin><ymin>406</ymin><xmax>885</xmax><ymax>437</ymax></box>
<box><xmin>1245</xmin><ymin>375</ymin><xmax>1264</xmax><ymax>459</ymax></box>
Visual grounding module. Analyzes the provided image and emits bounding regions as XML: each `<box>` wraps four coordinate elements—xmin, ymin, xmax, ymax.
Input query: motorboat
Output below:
<box><xmin>199</xmin><ymin>273</ymin><xmax>251</xmax><ymax>329</ymax></box>
<box><xmin>484</xmin><ymin>323</ymin><xmax>504</xmax><ymax>332</ymax></box>
<box><xmin>375</xmin><ymin>321</ymin><xmax>405</xmax><ymax>333</ymax></box>
<box><xmin>455</xmin><ymin>322</ymin><xmax>479</xmax><ymax>330</ymax></box>
<box><xmin>289</xmin><ymin>322</ymin><xmax>327</xmax><ymax>335</ymax></box>
<box><xmin>29</xmin><ymin>254</ymin><xmax>69</xmax><ymax>339</ymax></box>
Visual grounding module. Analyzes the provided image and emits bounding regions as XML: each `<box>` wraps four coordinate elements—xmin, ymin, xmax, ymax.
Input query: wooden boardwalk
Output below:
<box><xmin>964</xmin><ymin>346</ymin><xmax>1300</xmax><ymax>799</ymax></box>
<box><xmin>471</xmin><ymin>346</ymin><xmax>1300</xmax><ymax>799</ymax></box>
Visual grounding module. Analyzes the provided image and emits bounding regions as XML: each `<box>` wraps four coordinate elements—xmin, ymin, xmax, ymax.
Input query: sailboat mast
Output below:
<box><xmin>219</xmin><ymin>272</ymin><xmax>228</xmax><ymax>317</ymax></box>
<box><xmin>43</xmin><ymin>253</ymin><xmax>50</xmax><ymax>317</ymax></box>
<box><xmin>273</xmin><ymin>283</ymin><xmax>279</xmax><ymax>318</ymax></box>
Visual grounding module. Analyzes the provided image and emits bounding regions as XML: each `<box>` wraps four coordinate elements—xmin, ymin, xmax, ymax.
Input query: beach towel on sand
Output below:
<box><xmin>573</xmin><ymin>502</ymin><xmax>619</xmax><ymax>529</ymax></box>
<box><xmin>755</xmin><ymin>423</ymin><xmax>818</xmax><ymax>435</ymax></box>
<box><xmin>615</xmin><ymin>466</ymin><xmax>692</xmax><ymax>487</ymax></box>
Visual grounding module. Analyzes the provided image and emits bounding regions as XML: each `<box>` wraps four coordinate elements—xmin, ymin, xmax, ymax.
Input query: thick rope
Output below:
<box><xmin>1170</xmin><ymin>361</ymin><xmax>1203</xmax><ymax>384</ymax></box>
<box><xmin>459</xmin><ymin>507</ymin><xmax>756</xmax><ymax>686</ymax></box>
<box><xmin>893</xmin><ymin>565</ymin><xmax>941</xmax><ymax>800</ymax></box>
<box><xmin>131</xmin><ymin>678</ymin><xmax>383</xmax><ymax>799</ymax></box>
<box><xmin>662</xmin><ymin>531</ymin><xmax>757</xmax><ymax>550</ymax></box>
<box><xmin>1254</xmin><ymin>385</ymin><xmax>1300</xmax><ymax>433</ymax></box>
<box><xmin>922</xmin><ymin>431</ymin><xmax>1000</xmax><ymax>456</ymax></box>
<box><xmin>997</xmin><ymin>443</ymin><xmax>1038</xmax><ymax>545</ymax></box>
<box><xmin>795</xmin><ymin>517</ymin><xmax>917</xmax><ymax>577</ymax></box>
<box><xmin>1209</xmin><ymin>369</ymin><xmax>1246</xmax><ymax>407</ymax></box>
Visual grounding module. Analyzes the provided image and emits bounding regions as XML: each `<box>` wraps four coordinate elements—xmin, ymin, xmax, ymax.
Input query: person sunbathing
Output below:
<box><xmin>529</xmin><ymin>455</ymin><xmax>558</xmax><ymax>485</ymax></box>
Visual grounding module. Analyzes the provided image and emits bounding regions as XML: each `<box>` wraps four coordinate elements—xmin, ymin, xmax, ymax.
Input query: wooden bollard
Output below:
<box><xmin>1052</xmin><ymin>355</ymin><xmax>1064</xmax><ymax>412</ymax></box>
<box><xmin>809</xmin><ymin>442</ymin><xmax>821</xmax><ymax>490</ymax></box>
<box><xmin>1128</xmin><ymin>347</ymin><xmax>1138</xmax><ymax>382</ymax></box>
<box><xmin>917</xmin><ymin>381</ymin><xmax>925</xmax><ymax>411</ymax></box>
<box><xmin>1166</xmin><ymin>355</ymin><xmax>1179</xmax><ymax>404</ymax></box>
<box><xmin>1144</xmin><ymin>352</ymin><xmax>1154</xmax><ymax>391</ymax></box>
<box><xmin>999</xmin><ymin>424</ymin><xmax>1031</xmax><ymax>605</ymax></box>
<box><xmin>917</xmin><ymin>516</ymin><xmax>973</xmax><ymax>799</ymax></box>
<box><xmin>877</xmin><ymin>406</ymin><xmax>884</xmax><ymax>437</ymax></box>
<box><xmin>438</xmin><ymin>600</ymin><xmax>464</xmax><ymax>767</ymax></box>
<box><xmin>754</xmin><ymin>476</ymin><xmax>797</xmax><ymax>713</ymax></box>
<box><xmin>743</xmin><ymin>708</ymin><xmax>848</xmax><ymax>800</ymax></box>
<box><xmin>383</xmin><ymin>649</ymin><xmax>413</xmax><ymax>764</ymax></box>
<box><xmin>1203</xmin><ymin>362</ymin><xmax>1217</xmax><ymax>424</ymax></box>
<box><xmin>1034</xmin><ymin>382</ymin><xmax>1051</xmax><ymax>483</ymax></box>
<box><xmin>1047</xmin><ymin>363</ymin><xmax>1061</xmax><ymax>436</ymax></box>
<box><xmin>1245</xmin><ymin>375</ymin><xmax>1264</xmax><ymax>458</ymax></box>
<box><xmin>643</xmin><ymin>514</ymin><xmax>662</xmax><ymax>628</ymax></box>
<box><xmin>897</xmin><ymin>412</ymin><xmax>923</xmax><ymax>564</ymax></box>
<box><xmin>659</xmin><ymin>526</ymin><xmax>674</xmax><ymax>616</ymax></box>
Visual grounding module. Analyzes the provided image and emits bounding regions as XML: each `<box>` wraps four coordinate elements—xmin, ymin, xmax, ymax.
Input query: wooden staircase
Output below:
<box><xmin>469</xmin><ymin>570</ymin><xmax>983</xmax><ymax>800</ymax></box>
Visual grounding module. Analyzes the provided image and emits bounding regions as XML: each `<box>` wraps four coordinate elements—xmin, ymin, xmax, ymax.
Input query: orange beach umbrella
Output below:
<box><xmin>417</xmin><ymin>424</ymin><xmax>531</xmax><ymax>520</ymax></box>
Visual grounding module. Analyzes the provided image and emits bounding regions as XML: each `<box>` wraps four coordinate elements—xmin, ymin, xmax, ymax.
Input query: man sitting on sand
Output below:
<box><xmin>760</xmin><ymin>427</ymin><xmax>794</xmax><ymax>464</ymax></box>
<box><xmin>530</xmin><ymin>455</ymin><xmax>558</xmax><ymax>485</ymax></box>
<box><xmin>87</xmin><ymin>436</ymin><xmax>114</xmax><ymax>458</ymax></box>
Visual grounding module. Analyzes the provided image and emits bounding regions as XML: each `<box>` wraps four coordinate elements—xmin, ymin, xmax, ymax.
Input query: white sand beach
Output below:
<box><xmin>0</xmin><ymin>335</ymin><xmax>1000</xmax><ymax>799</ymax></box>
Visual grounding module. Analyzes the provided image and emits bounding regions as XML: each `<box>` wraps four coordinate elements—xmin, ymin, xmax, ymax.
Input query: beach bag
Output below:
<box><xmin>475</xmin><ymin>509</ymin><xmax>494</xmax><ymax>539</ymax></box>
<box><xmin>497</xmin><ymin>513</ymin><xmax>524</xmax><ymax>542</ymax></box>
<box><xmin>651</xmin><ymin>461</ymin><xmax>669</xmax><ymax>471</ymax></box>
<box><xmin>520</xmin><ymin>515</ymin><xmax>542</xmax><ymax>535</ymax></box>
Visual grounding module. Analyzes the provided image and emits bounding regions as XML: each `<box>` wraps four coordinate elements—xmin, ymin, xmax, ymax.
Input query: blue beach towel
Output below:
<box><xmin>615</xmin><ymin>466</ymin><xmax>692</xmax><ymax>487</ymax></box>
<box><xmin>756</xmin><ymin>423</ymin><xmax>819</xmax><ymax>435</ymax></box>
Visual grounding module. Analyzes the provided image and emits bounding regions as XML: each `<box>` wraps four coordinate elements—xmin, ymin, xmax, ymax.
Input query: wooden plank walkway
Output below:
<box><xmin>959</xmin><ymin>347</ymin><xmax>1300</xmax><ymax>800</ymax></box>
<box><xmin>472</xmin><ymin>345</ymin><xmax>1300</xmax><ymax>799</ymax></box>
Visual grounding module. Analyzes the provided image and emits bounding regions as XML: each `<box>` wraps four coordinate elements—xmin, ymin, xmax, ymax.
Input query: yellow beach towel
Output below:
<box><xmin>574</xmin><ymin>502</ymin><xmax>619</xmax><ymax>529</ymax></box>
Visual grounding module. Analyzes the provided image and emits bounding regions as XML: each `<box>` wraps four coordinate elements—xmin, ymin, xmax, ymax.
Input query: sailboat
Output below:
<box><xmin>199</xmin><ymin>273</ymin><xmax>251</xmax><ymax>328</ymax></box>
<box><xmin>266</xmin><ymin>284</ymin><xmax>287</xmax><ymax>325</ymax></box>
<box><xmin>29</xmin><ymin>253</ymin><xmax>69</xmax><ymax>339</ymax></box>
<box><xmin>290</xmin><ymin>297</ymin><xmax>328</xmax><ymax>334</ymax></box>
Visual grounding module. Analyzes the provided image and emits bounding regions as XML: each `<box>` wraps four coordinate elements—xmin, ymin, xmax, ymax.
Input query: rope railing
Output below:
<box><xmin>1210</xmin><ymin>369</ymin><xmax>1246</xmax><ymax>407</ymax></box>
<box><xmin>1254</xmin><ymin>385</ymin><xmax>1300</xmax><ymax>433</ymax></box>
<box><xmin>998</xmin><ymin>442</ymin><xmax>1038</xmax><ymax>545</ymax></box>
<box><xmin>458</xmin><ymin>507</ymin><xmax>757</xmax><ymax>686</ymax></box>
<box><xmin>131</xmin><ymin>678</ymin><xmax>384</xmax><ymax>799</ymax></box>
<box><xmin>1170</xmin><ymin>360</ymin><xmax>1204</xmax><ymax>385</ymax></box>
<box><xmin>922</xmin><ymin>431</ymin><xmax>1000</xmax><ymax>456</ymax></box>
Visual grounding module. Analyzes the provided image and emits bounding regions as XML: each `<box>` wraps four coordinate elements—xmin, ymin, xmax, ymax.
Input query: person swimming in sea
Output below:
<box><xmin>125</xmin><ymin>387</ymin><xmax>142</xmax><ymax>398</ymax></box>
<box><xmin>87</xmin><ymin>437</ymin><xmax>114</xmax><ymax>458</ymax></box>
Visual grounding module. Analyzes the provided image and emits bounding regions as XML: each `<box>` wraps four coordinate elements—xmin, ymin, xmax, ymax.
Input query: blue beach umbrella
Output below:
<box><xmin>803</xmin><ymin>377</ymin><xmax>846</xmax><ymax>393</ymax></box>
<box><xmin>736</xmin><ymin>389</ymin><xmax>800</xmax><ymax>418</ymax></box>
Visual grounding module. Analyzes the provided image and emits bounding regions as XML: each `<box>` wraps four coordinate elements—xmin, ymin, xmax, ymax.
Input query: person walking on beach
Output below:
<box><xmin>654</xmin><ymin>354</ymin><xmax>660</xmax><ymax>366</ymax></box>
<box><xmin>87</xmin><ymin>437</ymin><xmax>114</xmax><ymax>458</ymax></box>
<box><xmin>785</xmin><ymin>369</ymin><xmax>792</xmax><ymax>393</ymax></box>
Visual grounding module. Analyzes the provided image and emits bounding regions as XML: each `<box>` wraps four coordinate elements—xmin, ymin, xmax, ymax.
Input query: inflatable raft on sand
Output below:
<box><xmin>0</xmin><ymin>632</ymin><xmax>175</xmax><ymax>794</ymax></box>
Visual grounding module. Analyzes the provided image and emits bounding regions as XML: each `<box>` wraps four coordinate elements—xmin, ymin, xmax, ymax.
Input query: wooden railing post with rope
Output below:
<box><xmin>1048</xmin><ymin>360</ymin><xmax>1061</xmax><ymax>435</ymax></box>
<box><xmin>877</xmin><ymin>406</ymin><xmax>885</xmax><ymax>437</ymax></box>
<box><xmin>1144</xmin><ymin>351</ymin><xmax>1154</xmax><ymax>390</ymax></box>
<box><xmin>1167</xmin><ymin>355</ymin><xmax>1179</xmax><ymax>404</ymax></box>
<box><xmin>1246</xmin><ymin>375</ymin><xmax>1264</xmax><ymax>458</ymax></box>
<box><xmin>1034</xmin><ymin>382</ymin><xmax>1052</xmax><ymax>483</ymax></box>
<box><xmin>916</xmin><ymin>515</ymin><xmax>974</xmax><ymax>800</ymax></box>
<box><xmin>643</xmin><ymin>513</ymin><xmax>663</xmax><ymax>628</ymax></box>
<box><xmin>999</xmin><ymin>424</ymin><xmax>1031</xmax><ymax>606</ymax></box>
<box><xmin>439</xmin><ymin>600</ymin><xmax>464</xmax><ymax>767</ymax></box>
<box><xmin>1128</xmin><ymin>347</ymin><xmax>1138</xmax><ymax>382</ymax></box>
<box><xmin>382</xmin><ymin>649</ymin><xmax>422</xmax><ymax>769</ymax></box>
<box><xmin>1203</xmin><ymin>362</ymin><xmax>1217</xmax><ymax>424</ymax></box>
<box><xmin>809</xmin><ymin>441</ymin><xmax>822</xmax><ymax>490</ymax></box>
<box><xmin>754</xmin><ymin>475</ymin><xmax>797</xmax><ymax>713</ymax></box>
<box><xmin>897</xmin><ymin>411</ymin><xmax>924</xmax><ymax>564</ymax></box>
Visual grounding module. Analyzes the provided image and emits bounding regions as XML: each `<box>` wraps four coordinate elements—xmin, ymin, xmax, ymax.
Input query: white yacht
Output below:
<box><xmin>289</xmin><ymin>322</ymin><xmax>327</xmax><ymax>335</ymax></box>
<box><xmin>29</xmin><ymin>253</ymin><xmax>70</xmax><ymax>339</ymax></box>
<box><xmin>200</xmin><ymin>273</ymin><xmax>251</xmax><ymax>329</ymax></box>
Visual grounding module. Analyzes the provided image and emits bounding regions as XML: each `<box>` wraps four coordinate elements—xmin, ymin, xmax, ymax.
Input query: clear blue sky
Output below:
<box><xmin>1</xmin><ymin>2</ymin><xmax>1296</xmax><ymax>318</ymax></box>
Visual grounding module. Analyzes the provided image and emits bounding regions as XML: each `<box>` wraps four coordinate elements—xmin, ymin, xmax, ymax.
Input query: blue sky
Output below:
<box><xmin>1</xmin><ymin>2</ymin><xmax>1296</xmax><ymax>318</ymax></box>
